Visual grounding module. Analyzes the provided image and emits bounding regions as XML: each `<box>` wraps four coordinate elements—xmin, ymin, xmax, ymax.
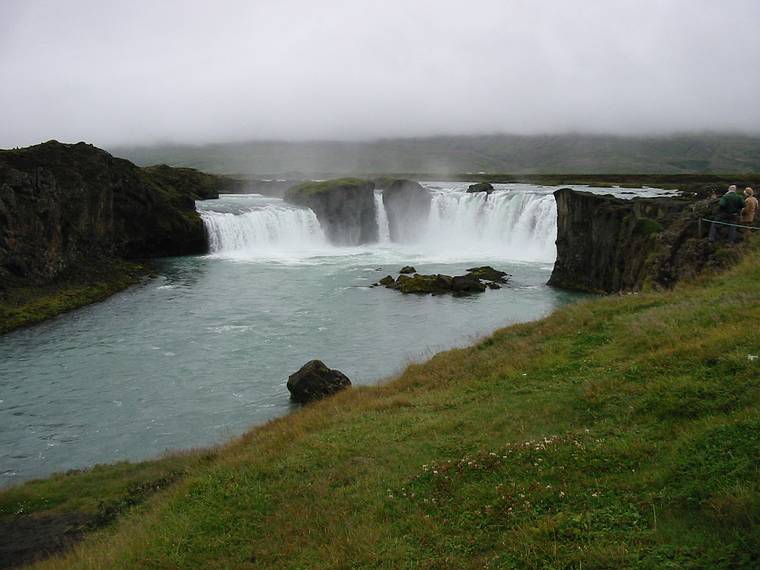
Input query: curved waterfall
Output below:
<box><xmin>199</xmin><ymin>185</ymin><xmax>557</xmax><ymax>262</ymax></box>
<box><xmin>422</xmin><ymin>190</ymin><xmax>557</xmax><ymax>261</ymax></box>
<box><xmin>201</xmin><ymin>203</ymin><xmax>327</xmax><ymax>255</ymax></box>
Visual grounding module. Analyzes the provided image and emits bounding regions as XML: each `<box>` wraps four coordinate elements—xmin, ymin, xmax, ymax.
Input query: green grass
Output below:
<box><xmin>0</xmin><ymin>452</ymin><xmax>215</xmax><ymax>522</ymax></box>
<box><xmin>5</xmin><ymin>240</ymin><xmax>760</xmax><ymax>569</ymax></box>
<box><xmin>0</xmin><ymin>261</ymin><xmax>148</xmax><ymax>335</ymax></box>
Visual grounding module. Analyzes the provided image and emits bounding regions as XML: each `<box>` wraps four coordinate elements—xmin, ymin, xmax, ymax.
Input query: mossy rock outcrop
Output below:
<box><xmin>382</xmin><ymin>272</ymin><xmax>493</xmax><ymax>296</ymax></box>
<box><xmin>142</xmin><ymin>164</ymin><xmax>245</xmax><ymax>200</ymax></box>
<box><xmin>382</xmin><ymin>179</ymin><xmax>432</xmax><ymax>242</ymax></box>
<box><xmin>467</xmin><ymin>266</ymin><xmax>510</xmax><ymax>283</ymax></box>
<box><xmin>393</xmin><ymin>273</ymin><xmax>453</xmax><ymax>294</ymax></box>
<box><xmin>284</xmin><ymin>178</ymin><xmax>377</xmax><ymax>245</ymax></box>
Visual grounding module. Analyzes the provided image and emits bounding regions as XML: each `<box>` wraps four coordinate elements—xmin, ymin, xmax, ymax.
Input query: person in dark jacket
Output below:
<box><xmin>709</xmin><ymin>185</ymin><xmax>745</xmax><ymax>242</ymax></box>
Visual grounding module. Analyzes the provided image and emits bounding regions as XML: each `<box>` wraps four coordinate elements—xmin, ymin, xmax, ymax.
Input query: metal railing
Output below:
<box><xmin>699</xmin><ymin>218</ymin><xmax>760</xmax><ymax>238</ymax></box>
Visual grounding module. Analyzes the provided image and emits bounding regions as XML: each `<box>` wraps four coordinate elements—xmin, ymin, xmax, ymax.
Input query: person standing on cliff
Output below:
<box><xmin>740</xmin><ymin>187</ymin><xmax>758</xmax><ymax>239</ymax></box>
<box><xmin>709</xmin><ymin>185</ymin><xmax>744</xmax><ymax>242</ymax></box>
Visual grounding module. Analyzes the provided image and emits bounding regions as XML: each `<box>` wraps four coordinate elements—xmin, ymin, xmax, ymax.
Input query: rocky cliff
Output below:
<box><xmin>0</xmin><ymin>141</ymin><xmax>239</xmax><ymax>287</ymax></box>
<box><xmin>382</xmin><ymin>179</ymin><xmax>432</xmax><ymax>242</ymax></box>
<box><xmin>548</xmin><ymin>188</ymin><xmax>725</xmax><ymax>293</ymax></box>
<box><xmin>284</xmin><ymin>178</ymin><xmax>378</xmax><ymax>245</ymax></box>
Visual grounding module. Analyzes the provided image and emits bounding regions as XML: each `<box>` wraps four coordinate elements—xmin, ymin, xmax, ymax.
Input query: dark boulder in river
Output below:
<box><xmin>382</xmin><ymin>179</ymin><xmax>432</xmax><ymax>242</ymax></box>
<box><xmin>399</xmin><ymin>265</ymin><xmax>416</xmax><ymax>274</ymax></box>
<box><xmin>451</xmin><ymin>274</ymin><xmax>487</xmax><ymax>294</ymax></box>
<box><xmin>466</xmin><ymin>182</ymin><xmax>494</xmax><ymax>195</ymax></box>
<box><xmin>284</xmin><ymin>178</ymin><xmax>378</xmax><ymax>245</ymax></box>
<box><xmin>287</xmin><ymin>360</ymin><xmax>352</xmax><ymax>403</ymax></box>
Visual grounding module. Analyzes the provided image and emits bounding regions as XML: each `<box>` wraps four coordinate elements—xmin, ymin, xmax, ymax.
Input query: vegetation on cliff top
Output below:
<box><xmin>141</xmin><ymin>164</ymin><xmax>245</xmax><ymax>201</ymax></box>
<box><xmin>2</xmin><ymin>238</ymin><xmax>758</xmax><ymax>568</ymax></box>
<box><xmin>284</xmin><ymin>177</ymin><xmax>374</xmax><ymax>199</ymax></box>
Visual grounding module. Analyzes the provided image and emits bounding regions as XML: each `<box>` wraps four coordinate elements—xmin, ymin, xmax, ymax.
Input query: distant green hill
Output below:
<box><xmin>110</xmin><ymin>133</ymin><xmax>760</xmax><ymax>176</ymax></box>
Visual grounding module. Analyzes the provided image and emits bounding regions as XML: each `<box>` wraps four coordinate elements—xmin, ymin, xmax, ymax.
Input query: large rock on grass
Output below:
<box><xmin>287</xmin><ymin>360</ymin><xmax>352</xmax><ymax>403</ymax></box>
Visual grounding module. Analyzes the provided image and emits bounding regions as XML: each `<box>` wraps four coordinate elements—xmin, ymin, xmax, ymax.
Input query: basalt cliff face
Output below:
<box><xmin>549</xmin><ymin>188</ymin><xmax>723</xmax><ymax>293</ymax></box>
<box><xmin>381</xmin><ymin>179</ymin><xmax>432</xmax><ymax>242</ymax></box>
<box><xmin>284</xmin><ymin>178</ymin><xmax>378</xmax><ymax>245</ymax></box>
<box><xmin>0</xmin><ymin>141</ymin><xmax>238</xmax><ymax>287</ymax></box>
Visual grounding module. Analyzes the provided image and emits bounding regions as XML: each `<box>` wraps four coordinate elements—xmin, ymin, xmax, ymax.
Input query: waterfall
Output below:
<box><xmin>374</xmin><ymin>190</ymin><xmax>391</xmax><ymax>244</ymax></box>
<box><xmin>201</xmin><ymin>203</ymin><xmax>327</xmax><ymax>256</ymax></box>
<box><xmin>199</xmin><ymin>187</ymin><xmax>557</xmax><ymax>262</ymax></box>
<box><xmin>420</xmin><ymin>190</ymin><xmax>557</xmax><ymax>262</ymax></box>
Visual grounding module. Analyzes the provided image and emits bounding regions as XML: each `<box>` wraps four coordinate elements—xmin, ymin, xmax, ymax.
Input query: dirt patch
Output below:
<box><xmin>0</xmin><ymin>512</ymin><xmax>95</xmax><ymax>568</ymax></box>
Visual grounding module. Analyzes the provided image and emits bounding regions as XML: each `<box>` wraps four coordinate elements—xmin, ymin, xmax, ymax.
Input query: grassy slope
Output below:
<box><xmin>0</xmin><ymin>262</ymin><xmax>148</xmax><ymax>335</ymax></box>
<box><xmin>6</xmin><ymin>241</ymin><xmax>760</xmax><ymax>569</ymax></box>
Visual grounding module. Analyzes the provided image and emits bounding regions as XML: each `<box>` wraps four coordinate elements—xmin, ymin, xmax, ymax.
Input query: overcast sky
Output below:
<box><xmin>1</xmin><ymin>0</ymin><xmax>759</xmax><ymax>148</ymax></box>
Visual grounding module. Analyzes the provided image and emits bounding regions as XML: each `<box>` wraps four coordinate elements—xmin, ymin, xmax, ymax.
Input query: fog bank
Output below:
<box><xmin>2</xmin><ymin>0</ymin><xmax>759</xmax><ymax>147</ymax></box>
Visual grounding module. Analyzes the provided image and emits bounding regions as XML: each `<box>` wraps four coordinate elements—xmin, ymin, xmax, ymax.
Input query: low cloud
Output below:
<box><xmin>2</xmin><ymin>0</ymin><xmax>759</xmax><ymax>147</ymax></box>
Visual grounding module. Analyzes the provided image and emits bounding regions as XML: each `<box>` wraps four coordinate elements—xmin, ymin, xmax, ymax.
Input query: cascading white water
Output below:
<box><xmin>374</xmin><ymin>190</ymin><xmax>391</xmax><ymax>244</ymax></box>
<box><xmin>199</xmin><ymin>185</ymin><xmax>557</xmax><ymax>262</ymax></box>
<box><xmin>201</xmin><ymin>204</ymin><xmax>327</xmax><ymax>256</ymax></box>
<box><xmin>413</xmin><ymin>189</ymin><xmax>557</xmax><ymax>262</ymax></box>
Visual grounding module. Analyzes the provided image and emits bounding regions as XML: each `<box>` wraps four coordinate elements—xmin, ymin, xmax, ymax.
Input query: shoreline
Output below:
<box><xmin>0</xmin><ymin>261</ymin><xmax>151</xmax><ymax>336</ymax></box>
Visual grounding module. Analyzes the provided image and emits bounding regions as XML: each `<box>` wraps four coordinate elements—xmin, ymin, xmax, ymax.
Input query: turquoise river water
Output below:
<box><xmin>0</xmin><ymin>182</ymin><xmax>676</xmax><ymax>487</ymax></box>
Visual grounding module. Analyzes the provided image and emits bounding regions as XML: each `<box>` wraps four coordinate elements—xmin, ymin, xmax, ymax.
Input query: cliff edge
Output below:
<box><xmin>0</xmin><ymin>141</ymin><xmax>240</xmax><ymax>287</ymax></box>
<box><xmin>549</xmin><ymin>188</ymin><xmax>734</xmax><ymax>293</ymax></box>
<box><xmin>284</xmin><ymin>178</ymin><xmax>378</xmax><ymax>244</ymax></box>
